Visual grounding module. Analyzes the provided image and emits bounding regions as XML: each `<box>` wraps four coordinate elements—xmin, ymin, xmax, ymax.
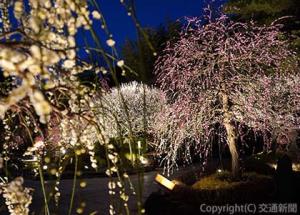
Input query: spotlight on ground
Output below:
<box><xmin>155</xmin><ymin>174</ymin><xmax>176</xmax><ymax>190</ymax></box>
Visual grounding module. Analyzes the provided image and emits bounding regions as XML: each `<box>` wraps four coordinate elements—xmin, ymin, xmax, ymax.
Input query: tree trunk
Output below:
<box><xmin>221</xmin><ymin>87</ymin><xmax>239</xmax><ymax>178</ymax></box>
<box><xmin>224</xmin><ymin>119</ymin><xmax>239</xmax><ymax>178</ymax></box>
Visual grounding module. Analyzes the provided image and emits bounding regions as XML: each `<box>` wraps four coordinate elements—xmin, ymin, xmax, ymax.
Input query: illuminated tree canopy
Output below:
<box><xmin>154</xmin><ymin>15</ymin><xmax>300</xmax><ymax>176</ymax></box>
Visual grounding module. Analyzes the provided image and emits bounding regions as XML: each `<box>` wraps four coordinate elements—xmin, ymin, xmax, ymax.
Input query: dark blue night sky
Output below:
<box><xmin>76</xmin><ymin>0</ymin><xmax>226</xmax><ymax>60</ymax></box>
<box><xmin>98</xmin><ymin>0</ymin><xmax>208</xmax><ymax>49</ymax></box>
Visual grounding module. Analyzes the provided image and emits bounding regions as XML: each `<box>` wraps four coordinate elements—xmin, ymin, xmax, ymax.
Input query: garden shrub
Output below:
<box><xmin>192</xmin><ymin>171</ymin><xmax>275</xmax><ymax>203</ymax></box>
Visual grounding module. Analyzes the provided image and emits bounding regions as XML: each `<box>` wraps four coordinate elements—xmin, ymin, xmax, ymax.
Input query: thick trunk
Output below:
<box><xmin>221</xmin><ymin>87</ymin><xmax>239</xmax><ymax>178</ymax></box>
<box><xmin>224</xmin><ymin>120</ymin><xmax>239</xmax><ymax>178</ymax></box>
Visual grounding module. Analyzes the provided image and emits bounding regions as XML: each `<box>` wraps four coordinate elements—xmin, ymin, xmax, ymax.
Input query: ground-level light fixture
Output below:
<box><xmin>155</xmin><ymin>174</ymin><xmax>176</xmax><ymax>190</ymax></box>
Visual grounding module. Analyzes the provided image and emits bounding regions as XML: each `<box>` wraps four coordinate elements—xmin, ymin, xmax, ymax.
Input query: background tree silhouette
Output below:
<box><xmin>121</xmin><ymin>21</ymin><xmax>181</xmax><ymax>84</ymax></box>
<box><xmin>224</xmin><ymin>0</ymin><xmax>300</xmax><ymax>52</ymax></box>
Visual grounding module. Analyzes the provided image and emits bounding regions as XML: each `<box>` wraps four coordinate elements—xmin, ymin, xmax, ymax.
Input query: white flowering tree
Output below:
<box><xmin>154</xmin><ymin>15</ymin><xmax>300</xmax><ymax>177</ymax></box>
<box><xmin>97</xmin><ymin>82</ymin><xmax>166</xmax><ymax>139</ymax></box>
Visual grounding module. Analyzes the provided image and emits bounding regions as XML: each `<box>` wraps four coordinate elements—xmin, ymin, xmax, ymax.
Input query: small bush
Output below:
<box><xmin>192</xmin><ymin>171</ymin><xmax>271</xmax><ymax>190</ymax></box>
<box><xmin>191</xmin><ymin>171</ymin><xmax>275</xmax><ymax>203</ymax></box>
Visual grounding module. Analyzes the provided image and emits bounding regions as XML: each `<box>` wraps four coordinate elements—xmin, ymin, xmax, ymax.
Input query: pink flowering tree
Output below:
<box><xmin>154</xmin><ymin>15</ymin><xmax>300</xmax><ymax>177</ymax></box>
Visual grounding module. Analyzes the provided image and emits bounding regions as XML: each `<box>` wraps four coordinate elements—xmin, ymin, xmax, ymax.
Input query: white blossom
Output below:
<box><xmin>92</xmin><ymin>11</ymin><xmax>101</xmax><ymax>19</ymax></box>
<box><xmin>106</xmin><ymin>39</ymin><xmax>116</xmax><ymax>47</ymax></box>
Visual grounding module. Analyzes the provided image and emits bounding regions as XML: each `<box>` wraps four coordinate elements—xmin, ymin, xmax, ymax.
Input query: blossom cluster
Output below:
<box><xmin>0</xmin><ymin>0</ymin><xmax>98</xmax><ymax>123</ymax></box>
<box><xmin>0</xmin><ymin>177</ymin><xmax>34</xmax><ymax>215</ymax></box>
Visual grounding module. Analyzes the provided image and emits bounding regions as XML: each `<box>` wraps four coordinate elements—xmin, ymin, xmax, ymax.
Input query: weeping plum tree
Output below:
<box><xmin>154</xmin><ymin>15</ymin><xmax>300</xmax><ymax>177</ymax></box>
